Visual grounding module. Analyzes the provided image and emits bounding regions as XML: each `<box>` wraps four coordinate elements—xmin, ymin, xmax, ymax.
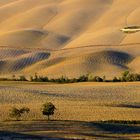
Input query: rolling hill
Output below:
<box><xmin>0</xmin><ymin>0</ymin><xmax>140</xmax><ymax>78</ymax></box>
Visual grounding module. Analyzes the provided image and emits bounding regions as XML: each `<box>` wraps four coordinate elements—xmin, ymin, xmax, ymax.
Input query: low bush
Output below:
<box><xmin>9</xmin><ymin>107</ymin><xmax>30</xmax><ymax>121</ymax></box>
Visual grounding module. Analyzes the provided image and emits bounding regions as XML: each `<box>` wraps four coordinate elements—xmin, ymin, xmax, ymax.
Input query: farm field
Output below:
<box><xmin>0</xmin><ymin>82</ymin><xmax>140</xmax><ymax>121</ymax></box>
<box><xmin>0</xmin><ymin>81</ymin><xmax>140</xmax><ymax>139</ymax></box>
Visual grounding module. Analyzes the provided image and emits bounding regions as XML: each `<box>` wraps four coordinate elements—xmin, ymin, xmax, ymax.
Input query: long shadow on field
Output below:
<box><xmin>0</xmin><ymin>130</ymin><xmax>67</xmax><ymax>140</ymax></box>
<box><xmin>1</xmin><ymin>120</ymin><xmax>140</xmax><ymax>140</ymax></box>
<box><xmin>111</xmin><ymin>103</ymin><xmax>140</xmax><ymax>109</ymax></box>
<box><xmin>114</xmin><ymin>104</ymin><xmax>140</xmax><ymax>109</ymax></box>
<box><xmin>92</xmin><ymin>122</ymin><xmax>140</xmax><ymax>134</ymax></box>
<box><xmin>52</xmin><ymin>120</ymin><xmax>140</xmax><ymax>134</ymax></box>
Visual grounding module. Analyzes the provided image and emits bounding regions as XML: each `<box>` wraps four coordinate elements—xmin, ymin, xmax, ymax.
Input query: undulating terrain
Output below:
<box><xmin>0</xmin><ymin>1</ymin><xmax>140</xmax><ymax>139</ymax></box>
<box><xmin>0</xmin><ymin>0</ymin><xmax>139</xmax><ymax>78</ymax></box>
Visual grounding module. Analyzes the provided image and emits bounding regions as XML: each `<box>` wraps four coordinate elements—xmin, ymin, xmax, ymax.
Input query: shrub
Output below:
<box><xmin>38</xmin><ymin>76</ymin><xmax>49</xmax><ymax>82</ymax></box>
<box><xmin>87</xmin><ymin>73</ymin><xmax>94</xmax><ymax>81</ymax></box>
<box><xmin>9</xmin><ymin>107</ymin><xmax>30</xmax><ymax>121</ymax></box>
<box><xmin>121</xmin><ymin>71</ymin><xmax>130</xmax><ymax>82</ymax></box>
<box><xmin>93</xmin><ymin>76</ymin><xmax>103</xmax><ymax>82</ymax></box>
<box><xmin>69</xmin><ymin>78</ymin><xmax>78</xmax><ymax>83</ymax></box>
<box><xmin>102</xmin><ymin>76</ymin><xmax>106</xmax><ymax>82</ymax></box>
<box><xmin>18</xmin><ymin>75</ymin><xmax>28</xmax><ymax>81</ymax></box>
<box><xmin>77</xmin><ymin>75</ymin><xmax>88</xmax><ymax>82</ymax></box>
<box><xmin>113</xmin><ymin>77</ymin><xmax>120</xmax><ymax>82</ymax></box>
<box><xmin>30</xmin><ymin>75</ymin><xmax>34</xmax><ymax>81</ymax></box>
<box><xmin>11</xmin><ymin>75</ymin><xmax>16</xmax><ymax>81</ymax></box>
<box><xmin>30</xmin><ymin>73</ymin><xmax>49</xmax><ymax>82</ymax></box>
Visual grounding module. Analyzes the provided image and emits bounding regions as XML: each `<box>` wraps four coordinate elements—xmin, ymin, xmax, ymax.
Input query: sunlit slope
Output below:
<box><xmin>128</xmin><ymin>56</ymin><xmax>140</xmax><ymax>73</ymax></box>
<box><xmin>22</xmin><ymin>49</ymin><xmax>134</xmax><ymax>78</ymax></box>
<box><xmin>0</xmin><ymin>0</ymin><xmax>113</xmax><ymax>49</ymax></box>
<box><xmin>64</xmin><ymin>0</ymin><xmax>140</xmax><ymax>48</ymax></box>
<box><xmin>0</xmin><ymin>29</ymin><xmax>46</xmax><ymax>47</ymax></box>
<box><xmin>0</xmin><ymin>0</ymin><xmax>139</xmax><ymax>77</ymax></box>
<box><xmin>0</xmin><ymin>0</ymin><xmax>139</xmax><ymax>49</ymax></box>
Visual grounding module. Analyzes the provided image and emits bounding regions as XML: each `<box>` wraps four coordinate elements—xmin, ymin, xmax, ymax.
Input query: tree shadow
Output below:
<box><xmin>113</xmin><ymin>104</ymin><xmax>140</xmax><ymax>109</ymax></box>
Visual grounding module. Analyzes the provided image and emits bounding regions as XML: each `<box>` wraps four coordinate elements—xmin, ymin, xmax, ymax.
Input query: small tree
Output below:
<box><xmin>87</xmin><ymin>73</ymin><xmax>94</xmax><ymax>81</ymax></box>
<box><xmin>121</xmin><ymin>71</ymin><xmax>130</xmax><ymax>81</ymax></box>
<box><xmin>122</xmin><ymin>71</ymin><xmax>130</xmax><ymax>77</ymax></box>
<box><xmin>93</xmin><ymin>76</ymin><xmax>103</xmax><ymax>82</ymax></box>
<box><xmin>30</xmin><ymin>75</ymin><xmax>34</xmax><ymax>81</ymax></box>
<box><xmin>11</xmin><ymin>75</ymin><xmax>16</xmax><ymax>81</ymax></box>
<box><xmin>19</xmin><ymin>75</ymin><xmax>28</xmax><ymax>81</ymax></box>
<box><xmin>103</xmin><ymin>75</ymin><xmax>106</xmax><ymax>82</ymax></box>
<box><xmin>113</xmin><ymin>77</ymin><xmax>117</xmax><ymax>82</ymax></box>
<box><xmin>34</xmin><ymin>73</ymin><xmax>38</xmax><ymax>81</ymax></box>
<box><xmin>42</xmin><ymin>102</ymin><xmax>56</xmax><ymax>120</ymax></box>
<box><xmin>9</xmin><ymin>107</ymin><xmax>30</xmax><ymax>121</ymax></box>
<box><xmin>77</xmin><ymin>75</ymin><xmax>88</xmax><ymax>82</ymax></box>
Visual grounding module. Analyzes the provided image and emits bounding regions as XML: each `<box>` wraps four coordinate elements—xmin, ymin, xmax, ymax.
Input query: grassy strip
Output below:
<box><xmin>2</xmin><ymin>119</ymin><xmax>140</xmax><ymax>124</ymax></box>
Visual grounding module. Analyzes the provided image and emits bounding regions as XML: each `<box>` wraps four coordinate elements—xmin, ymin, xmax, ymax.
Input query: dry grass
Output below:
<box><xmin>0</xmin><ymin>82</ymin><xmax>140</xmax><ymax>121</ymax></box>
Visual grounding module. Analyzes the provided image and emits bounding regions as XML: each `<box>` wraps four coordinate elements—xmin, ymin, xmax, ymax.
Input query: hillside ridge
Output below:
<box><xmin>0</xmin><ymin>0</ymin><xmax>139</xmax><ymax>78</ymax></box>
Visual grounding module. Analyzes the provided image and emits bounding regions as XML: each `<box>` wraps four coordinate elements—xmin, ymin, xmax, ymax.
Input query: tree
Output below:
<box><xmin>12</xmin><ymin>75</ymin><xmax>16</xmax><ymax>81</ymax></box>
<box><xmin>120</xmin><ymin>71</ymin><xmax>140</xmax><ymax>82</ymax></box>
<box><xmin>77</xmin><ymin>75</ymin><xmax>88</xmax><ymax>82</ymax></box>
<box><xmin>30</xmin><ymin>75</ymin><xmax>34</xmax><ymax>81</ymax></box>
<box><xmin>87</xmin><ymin>73</ymin><xmax>94</xmax><ymax>81</ymax></box>
<box><xmin>42</xmin><ymin>102</ymin><xmax>56</xmax><ymax>120</ymax></box>
<box><xmin>34</xmin><ymin>73</ymin><xmax>38</xmax><ymax>81</ymax></box>
<box><xmin>103</xmin><ymin>75</ymin><xmax>106</xmax><ymax>82</ymax></box>
<box><xmin>93</xmin><ymin>76</ymin><xmax>103</xmax><ymax>82</ymax></box>
<box><xmin>122</xmin><ymin>71</ymin><xmax>130</xmax><ymax>77</ymax></box>
<box><xmin>9</xmin><ymin>107</ymin><xmax>30</xmax><ymax>121</ymax></box>
<box><xmin>19</xmin><ymin>75</ymin><xmax>28</xmax><ymax>81</ymax></box>
<box><xmin>121</xmin><ymin>71</ymin><xmax>130</xmax><ymax>81</ymax></box>
<box><xmin>113</xmin><ymin>76</ymin><xmax>120</xmax><ymax>82</ymax></box>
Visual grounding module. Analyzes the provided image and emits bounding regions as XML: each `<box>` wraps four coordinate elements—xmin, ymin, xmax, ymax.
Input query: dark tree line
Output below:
<box><xmin>0</xmin><ymin>71</ymin><xmax>140</xmax><ymax>83</ymax></box>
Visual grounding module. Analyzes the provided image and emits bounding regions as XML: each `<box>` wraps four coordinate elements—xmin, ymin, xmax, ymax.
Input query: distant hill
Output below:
<box><xmin>0</xmin><ymin>0</ymin><xmax>139</xmax><ymax>78</ymax></box>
